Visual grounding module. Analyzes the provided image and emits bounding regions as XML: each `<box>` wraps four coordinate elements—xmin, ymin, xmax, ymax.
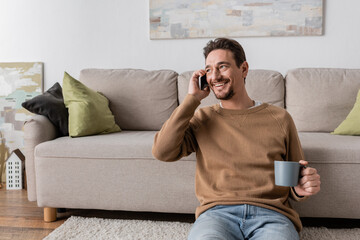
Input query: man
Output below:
<box><xmin>152</xmin><ymin>38</ymin><xmax>321</xmax><ymax>240</ymax></box>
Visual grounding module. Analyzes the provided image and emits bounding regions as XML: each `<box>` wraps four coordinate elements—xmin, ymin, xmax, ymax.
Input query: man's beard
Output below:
<box><xmin>214</xmin><ymin>89</ymin><xmax>234</xmax><ymax>100</ymax></box>
<box><xmin>211</xmin><ymin>78</ymin><xmax>235</xmax><ymax>100</ymax></box>
<box><xmin>212</xmin><ymin>83</ymin><xmax>234</xmax><ymax>100</ymax></box>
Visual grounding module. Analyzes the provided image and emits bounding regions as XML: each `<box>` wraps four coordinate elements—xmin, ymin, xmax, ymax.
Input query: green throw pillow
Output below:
<box><xmin>331</xmin><ymin>89</ymin><xmax>360</xmax><ymax>135</ymax></box>
<box><xmin>62</xmin><ymin>72</ymin><xmax>121</xmax><ymax>137</ymax></box>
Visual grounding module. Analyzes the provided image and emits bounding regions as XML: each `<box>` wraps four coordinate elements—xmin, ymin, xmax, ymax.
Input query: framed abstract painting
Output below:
<box><xmin>150</xmin><ymin>0</ymin><xmax>323</xmax><ymax>39</ymax></box>
<box><xmin>0</xmin><ymin>62</ymin><xmax>43</xmax><ymax>153</ymax></box>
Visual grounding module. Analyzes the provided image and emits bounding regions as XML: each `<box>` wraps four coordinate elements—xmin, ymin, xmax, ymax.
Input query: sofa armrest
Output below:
<box><xmin>24</xmin><ymin>115</ymin><xmax>58</xmax><ymax>201</ymax></box>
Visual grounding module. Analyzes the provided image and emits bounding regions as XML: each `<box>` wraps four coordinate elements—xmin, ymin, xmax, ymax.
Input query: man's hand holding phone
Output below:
<box><xmin>188</xmin><ymin>70</ymin><xmax>210</xmax><ymax>102</ymax></box>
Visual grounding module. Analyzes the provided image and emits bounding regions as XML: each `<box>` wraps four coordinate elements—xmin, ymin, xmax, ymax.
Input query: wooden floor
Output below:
<box><xmin>0</xmin><ymin>186</ymin><xmax>194</xmax><ymax>240</ymax></box>
<box><xmin>0</xmin><ymin>186</ymin><xmax>63</xmax><ymax>240</ymax></box>
<box><xmin>1</xmin><ymin>185</ymin><xmax>359</xmax><ymax>240</ymax></box>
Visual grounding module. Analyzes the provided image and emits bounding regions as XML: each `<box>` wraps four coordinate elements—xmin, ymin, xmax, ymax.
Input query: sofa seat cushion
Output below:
<box><xmin>35</xmin><ymin>131</ymin><xmax>155</xmax><ymax>160</ymax></box>
<box><xmin>35</xmin><ymin>131</ymin><xmax>196</xmax><ymax>161</ymax></box>
<box><xmin>36</xmin><ymin>131</ymin><xmax>359</xmax><ymax>163</ymax></box>
<box><xmin>298</xmin><ymin>132</ymin><xmax>360</xmax><ymax>164</ymax></box>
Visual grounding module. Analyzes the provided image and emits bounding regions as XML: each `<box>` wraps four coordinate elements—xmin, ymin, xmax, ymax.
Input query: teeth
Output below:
<box><xmin>215</xmin><ymin>83</ymin><xmax>225</xmax><ymax>87</ymax></box>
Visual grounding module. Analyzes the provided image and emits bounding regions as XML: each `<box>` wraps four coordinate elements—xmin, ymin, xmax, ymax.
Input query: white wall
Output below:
<box><xmin>1</xmin><ymin>0</ymin><xmax>360</xmax><ymax>90</ymax></box>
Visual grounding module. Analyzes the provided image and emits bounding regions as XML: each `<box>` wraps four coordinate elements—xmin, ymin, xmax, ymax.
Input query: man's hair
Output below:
<box><xmin>203</xmin><ymin>38</ymin><xmax>246</xmax><ymax>68</ymax></box>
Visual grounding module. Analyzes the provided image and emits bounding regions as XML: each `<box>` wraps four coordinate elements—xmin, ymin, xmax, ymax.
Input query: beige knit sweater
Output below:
<box><xmin>152</xmin><ymin>94</ymin><xmax>307</xmax><ymax>232</ymax></box>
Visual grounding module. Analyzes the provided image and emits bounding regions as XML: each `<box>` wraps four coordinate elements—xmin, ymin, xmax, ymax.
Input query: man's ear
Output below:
<box><xmin>242</xmin><ymin>61</ymin><xmax>249</xmax><ymax>77</ymax></box>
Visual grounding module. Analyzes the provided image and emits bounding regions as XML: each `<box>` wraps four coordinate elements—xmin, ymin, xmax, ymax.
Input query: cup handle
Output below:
<box><xmin>299</xmin><ymin>165</ymin><xmax>307</xmax><ymax>178</ymax></box>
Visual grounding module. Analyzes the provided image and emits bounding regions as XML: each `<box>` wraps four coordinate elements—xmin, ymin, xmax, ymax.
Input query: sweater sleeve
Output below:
<box><xmin>285</xmin><ymin>113</ymin><xmax>309</xmax><ymax>201</ymax></box>
<box><xmin>152</xmin><ymin>94</ymin><xmax>200</xmax><ymax>162</ymax></box>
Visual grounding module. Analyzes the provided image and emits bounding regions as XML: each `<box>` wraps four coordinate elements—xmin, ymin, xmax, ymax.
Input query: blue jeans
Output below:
<box><xmin>188</xmin><ymin>204</ymin><xmax>299</xmax><ymax>240</ymax></box>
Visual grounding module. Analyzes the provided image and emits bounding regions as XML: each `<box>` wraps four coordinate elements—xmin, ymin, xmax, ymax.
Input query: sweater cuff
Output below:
<box><xmin>290</xmin><ymin>187</ymin><xmax>309</xmax><ymax>201</ymax></box>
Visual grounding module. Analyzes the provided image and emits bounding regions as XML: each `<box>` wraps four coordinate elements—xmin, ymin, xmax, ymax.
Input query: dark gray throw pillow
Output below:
<box><xmin>22</xmin><ymin>82</ymin><xmax>69</xmax><ymax>136</ymax></box>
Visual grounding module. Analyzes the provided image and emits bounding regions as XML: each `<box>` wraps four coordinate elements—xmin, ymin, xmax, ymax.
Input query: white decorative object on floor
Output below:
<box><xmin>5</xmin><ymin>149</ymin><xmax>25</xmax><ymax>190</ymax></box>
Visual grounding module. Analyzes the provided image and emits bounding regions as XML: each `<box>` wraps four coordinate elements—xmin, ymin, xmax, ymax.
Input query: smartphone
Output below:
<box><xmin>198</xmin><ymin>74</ymin><xmax>208</xmax><ymax>90</ymax></box>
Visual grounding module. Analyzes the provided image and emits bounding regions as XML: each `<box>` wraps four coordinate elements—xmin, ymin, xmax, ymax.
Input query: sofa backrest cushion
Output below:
<box><xmin>178</xmin><ymin>70</ymin><xmax>285</xmax><ymax>108</ymax></box>
<box><xmin>79</xmin><ymin>69</ymin><xmax>178</xmax><ymax>130</ymax></box>
<box><xmin>285</xmin><ymin>68</ymin><xmax>360</xmax><ymax>132</ymax></box>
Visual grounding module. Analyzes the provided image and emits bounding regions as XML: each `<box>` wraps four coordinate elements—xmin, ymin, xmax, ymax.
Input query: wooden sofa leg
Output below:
<box><xmin>44</xmin><ymin>207</ymin><xmax>57</xmax><ymax>222</ymax></box>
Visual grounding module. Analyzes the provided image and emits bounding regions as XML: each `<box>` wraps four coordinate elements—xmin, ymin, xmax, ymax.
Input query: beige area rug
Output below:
<box><xmin>44</xmin><ymin>216</ymin><xmax>360</xmax><ymax>240</ymax></box>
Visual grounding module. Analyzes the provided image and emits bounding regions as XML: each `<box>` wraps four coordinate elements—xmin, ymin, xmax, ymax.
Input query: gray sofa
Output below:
<box><xmin>24</xmin><ymin>68</ymin><xmax>360</xmax><ymax>222</ymax></box>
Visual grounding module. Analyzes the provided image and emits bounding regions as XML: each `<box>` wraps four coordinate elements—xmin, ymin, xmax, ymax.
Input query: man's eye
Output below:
<box><xmin>220</xmin><ymin>65</ymin><xmax>227</xmax><ymax>69</ymax></box>
<box><xmin>206</xmin><ymin>69</ymin><xmax>211</xmax><ymax>73</ymax></box>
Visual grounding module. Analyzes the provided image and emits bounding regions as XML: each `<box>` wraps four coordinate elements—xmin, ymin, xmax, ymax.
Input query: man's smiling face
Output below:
<box><xmin>205</xmin><ymin>49</ymin><xmax>247</xmax><ymax>100</ymax></box>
